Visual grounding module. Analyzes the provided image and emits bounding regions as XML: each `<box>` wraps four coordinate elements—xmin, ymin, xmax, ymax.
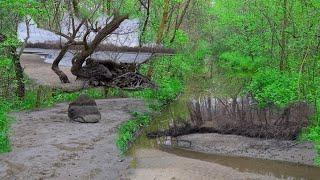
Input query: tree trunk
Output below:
<box><xmin>170</xmin><ymin>0</ymin><xmax>191</xmax><ymax>43</ymax></box>
<box><xmin>10</xmin><ymin>47</ymin><xmax>25</xmax><ymax>99</ymax></box>
<box><xmin>280</xmin><ymin>0</ymin><xmax>288</xmax><ymax>71</ymax></box>
<box><xmin>139</xmin><ymin>0</ymin><xmax>150</xmax><ymax>47</ymax></box>
<box><xmin>147</xmin><ymin>0</ymin><xmax>170</xmax><ymax>78</ymax></box>
<box><xmin>156</xmin><ymin>0</ymin><xmax>170</xmax><ymax>44</ymax></box>
<box><xmin>51</xmin><ymin>45</ymin><xmax>70</xmax><ymax>83</ymax></box>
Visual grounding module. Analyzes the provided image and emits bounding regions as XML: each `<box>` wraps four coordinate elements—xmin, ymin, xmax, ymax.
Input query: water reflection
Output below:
<box><xmin>162</xmin><ymin>147</ymin><xmax>320</xmax><ymax>180</ymax></box>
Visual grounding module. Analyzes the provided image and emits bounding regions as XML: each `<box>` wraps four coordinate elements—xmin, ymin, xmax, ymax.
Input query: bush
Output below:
<box><xmin>247</xmin><ymin>68</ymin><xmax>299</xmax><ymax>108</ymax></box>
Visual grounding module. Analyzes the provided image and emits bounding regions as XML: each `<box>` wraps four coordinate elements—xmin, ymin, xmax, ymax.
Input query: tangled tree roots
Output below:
<box><xmin>111</xmin><ymin>72</ymin><xmax>156</xmax><ymax>89</ymax></box>
<box><xmin>80</xmin><ymin>59</ymin><xmax>156</xmax><ymax>89</ymax></box>
<box><xmin>147</xmin><ymin>97</ymin><xmax>314</xmax><ymax>140</ymax></box>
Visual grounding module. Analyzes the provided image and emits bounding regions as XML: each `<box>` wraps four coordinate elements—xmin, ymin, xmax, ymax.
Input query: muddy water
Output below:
<box><xmin>131</xmin><ymin>76</ymin><xmax>320</xmax><ymax>179</ymax></box>
<box><xmin>162</xmin><ymin>147</ymin><xmax>320</xmax><ymax>179</ymax></box>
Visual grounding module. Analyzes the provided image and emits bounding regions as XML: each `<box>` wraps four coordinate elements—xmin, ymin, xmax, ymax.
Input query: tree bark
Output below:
<box><xmin>10</xmin><ymin>47</ymin><xmax>25</xmax><ymax>99</ymax></box>
<box><xmin>10</xmin><ymin>17</ymin><xmax>31</xmax><ymax>99</ymax></box>
<box><xmin>51</xmin><ymin>45</ymin><xmax>71</xmax><ymax>83</ymax></box>
<box><xmin>170</xmin><ymin>0</ymin><xmax>191</xmax><ymax>43</ymax></box>
<box><xmin>156</xmin><ymin>0</ymin><xmax>170</xmax><ymax>44</ymax></box>
<box><xmin>139</xmin><ymin>0</ymin><xmax>150</xmax><ymax>47</ymax></box>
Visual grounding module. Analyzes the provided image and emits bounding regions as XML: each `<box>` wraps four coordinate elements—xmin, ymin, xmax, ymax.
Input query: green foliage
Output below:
<box><xmin>247</xmin><ymin>69</ymin><xmax>299</xmax><ymax>108</ymax></box>
<box><xmin>209</xmin><ymin>0</ymin><xmax>320</xmax><ymax>165</ymax></box>
<box><xmin>0</xmin><ymin>0</ymin><xmax>43</xmax><ymax>36</ymax></box>
<box><xmin>0</xmin><ymin>109</ymin><xmax>11</xmax><ymax>153</ymax></box>
<box><xmin>218</xmin><ymin>51</ymin><xmax>268</xmax><ymax>78</ymax></box>
<box><xmin>115</xmin><ymin>42</ymin><xmax>206</xmax><ymax>153</ymax></box>
<box><xmin>116</xmin><ymin>113</ymin><xmax>150</xmax><ymax>153</ymax></box>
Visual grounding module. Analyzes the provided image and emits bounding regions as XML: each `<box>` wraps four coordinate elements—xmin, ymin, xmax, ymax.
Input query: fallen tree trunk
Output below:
<box><xmin>25</xmin><ymin>43</ymin><xmax>176</xmax><ymax>54</ymax></box>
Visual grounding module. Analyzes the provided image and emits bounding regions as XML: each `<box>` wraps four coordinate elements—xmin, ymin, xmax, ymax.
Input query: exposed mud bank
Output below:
<box><xmin>176</xmin><ymin>133</ymin><xmax>317</xmax><ymax>166</ymax></box>
<box><xmin>0</xmin><ymin>98</ymin><xmax>146</xmax><ymax>179</ymax></box>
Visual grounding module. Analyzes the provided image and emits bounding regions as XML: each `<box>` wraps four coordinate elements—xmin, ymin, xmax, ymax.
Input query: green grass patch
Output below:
<box><xmin>116</xmin><ymin>112</ymin><xmax>151</xmax><ymax>153</ymax></box>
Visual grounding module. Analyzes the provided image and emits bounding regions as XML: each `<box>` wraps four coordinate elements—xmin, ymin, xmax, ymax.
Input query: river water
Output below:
<box><xmin>22</xmin><ymin>48</ymin><xmax>152</xmax><ymax>66</ymax></box>
<box><xmin>162</xmin><ymin>147</ymin><xmax>320</xmax><ymax>179</ymax></box>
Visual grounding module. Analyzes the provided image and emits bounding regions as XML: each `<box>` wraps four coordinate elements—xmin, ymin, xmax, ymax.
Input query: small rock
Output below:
<box><xmin>68</xmin><ymin>94</ymin><xmax>101</xmax><ymax>123</ymax></box>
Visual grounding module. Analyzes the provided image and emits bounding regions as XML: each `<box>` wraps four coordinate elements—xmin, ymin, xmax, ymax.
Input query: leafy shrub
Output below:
<box><xmin>218</xmin><ymin>51</ymin><xmax>267</xmax><ymax>78</ymax></box>
<box><xmin>247</xmin><ymin>68</ymin><xmax>299</xmax><ymax>108</ymax></box>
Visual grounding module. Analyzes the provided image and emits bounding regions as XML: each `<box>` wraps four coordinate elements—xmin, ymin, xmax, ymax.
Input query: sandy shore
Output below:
<box><xmin>0</xmin><ymin>98</ymin><xmax>146</xmax><ymax>179</ymax></box>
<box><xmin>21</xmin><ymin>54</ymin><xmax>84</xmax><ymax>91</ymax></box>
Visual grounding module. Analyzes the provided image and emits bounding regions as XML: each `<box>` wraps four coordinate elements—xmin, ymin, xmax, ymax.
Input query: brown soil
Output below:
<box><xmin>0</xmin><ymin>98</ymin><xmax>146</xmax><ymax>180</ymax></box>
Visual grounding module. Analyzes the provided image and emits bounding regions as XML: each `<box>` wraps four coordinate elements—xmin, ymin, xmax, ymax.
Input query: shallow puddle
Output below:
<box><xmin>161</xmin><ymin>147</ymin><xmax>320</xmax><ymax>179</ymax></box>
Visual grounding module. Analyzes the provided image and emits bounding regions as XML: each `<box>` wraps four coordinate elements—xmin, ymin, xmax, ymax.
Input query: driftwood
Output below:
<box><xmin>26</xmin><ymin>43</ymin><xmax>175</xmax><ymax>54</ymax></box>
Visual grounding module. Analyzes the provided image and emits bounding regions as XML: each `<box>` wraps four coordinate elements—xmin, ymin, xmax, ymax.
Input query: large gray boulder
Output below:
<box><xmin>68</xmin><ymin>94</ymin><xmax>101</xmax><ymax>123</ymax></box>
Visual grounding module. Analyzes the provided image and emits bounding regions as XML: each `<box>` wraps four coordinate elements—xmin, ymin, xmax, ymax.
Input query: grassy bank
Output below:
<box><xmin>115</xmin><ymin>44</ymin><xmax>207</xmax><ymax>153</ymax></box>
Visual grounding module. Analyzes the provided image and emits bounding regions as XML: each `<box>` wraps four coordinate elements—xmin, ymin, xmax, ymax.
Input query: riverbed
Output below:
<box><xmin>10</xmin><ymin>54</ymin><xmax>320</xmax><ymax>179</ymax></box>
<box><xmin>128</xmin><ymin>75</ymin><xmax>320</xmax><ymax>179</ymax></box>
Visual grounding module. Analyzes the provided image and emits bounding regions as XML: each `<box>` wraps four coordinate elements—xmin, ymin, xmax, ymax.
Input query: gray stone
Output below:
<box><xmin>68</xmin><ymin>94</ymin><xmax>101</xmax><ymax>123</ymax></box>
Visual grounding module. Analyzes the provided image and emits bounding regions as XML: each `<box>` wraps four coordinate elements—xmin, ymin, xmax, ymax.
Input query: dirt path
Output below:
<box><xmin>127</xmin><ymin>149</ymin><xmax>280</xmax><ymax>180</ymax></box>
<box><xmin>20</xmin><ymin>54</ymin><xmax>83</xmax><ymax>91</ymax></box>
<box><xmin>0</xmin><ymin>98</ymin><xmax>146</xmax><ymax>180</ymax></box>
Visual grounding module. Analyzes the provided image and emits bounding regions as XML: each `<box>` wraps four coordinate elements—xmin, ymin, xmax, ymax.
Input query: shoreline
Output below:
<box><xmin>176</xmin><ymin>133</ymin><xmax>316</xmax><ymax>166</ymax></box>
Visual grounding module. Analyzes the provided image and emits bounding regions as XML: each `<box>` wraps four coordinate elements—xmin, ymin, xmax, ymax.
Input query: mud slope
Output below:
<box><xmin>0</xmin><ymin>98</ymin><xmax>146</xmax><ymax>180</ymax></box>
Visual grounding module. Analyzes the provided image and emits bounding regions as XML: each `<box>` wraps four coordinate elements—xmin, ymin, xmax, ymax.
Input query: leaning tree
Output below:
<box><xmin>38</xmin><ymin>0</ymin><xmax>193</xmax><ymax>88</ymax></box>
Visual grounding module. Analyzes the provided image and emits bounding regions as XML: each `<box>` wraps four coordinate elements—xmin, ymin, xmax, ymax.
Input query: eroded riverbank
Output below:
<box><xmin>127</xmin><ymin>73</ymin><xmax>320</xmax><ymax>179</ymax></box>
